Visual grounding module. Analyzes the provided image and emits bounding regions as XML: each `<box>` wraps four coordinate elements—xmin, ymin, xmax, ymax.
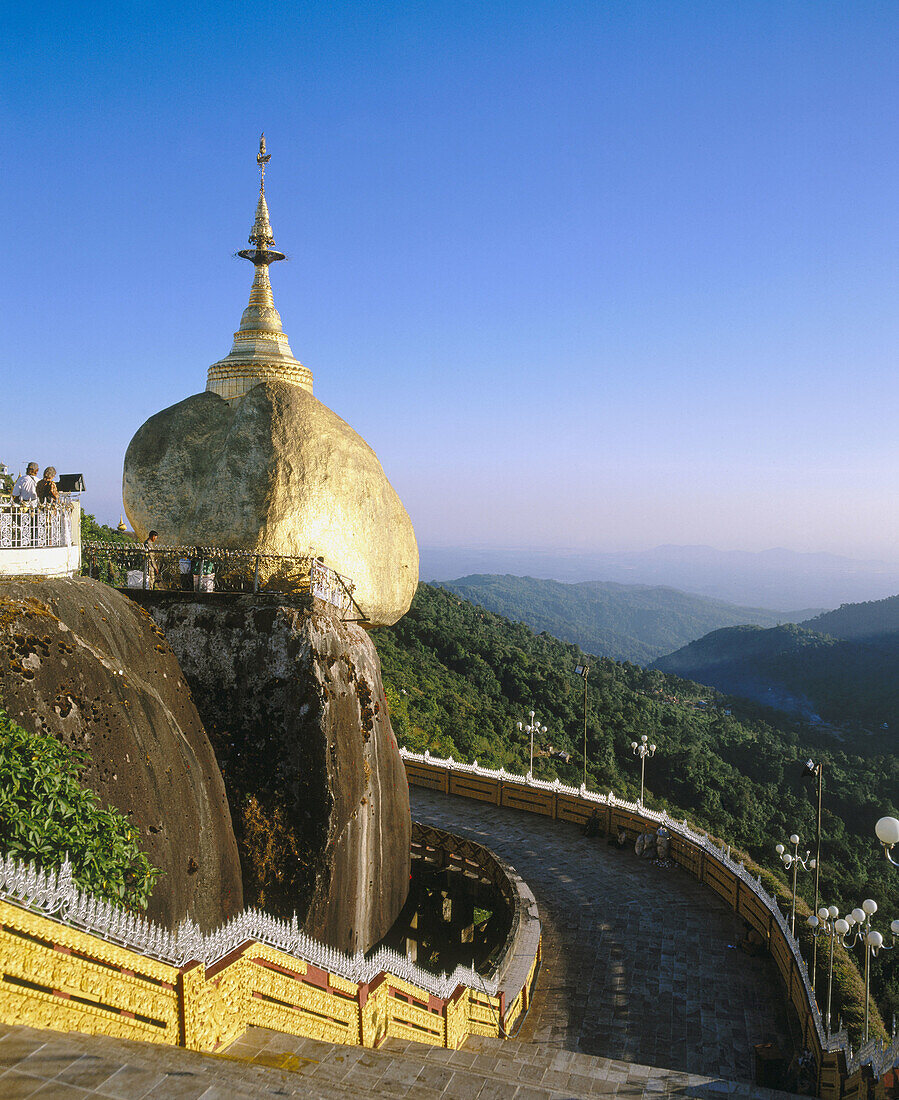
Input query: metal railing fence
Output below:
<box><xmin>82</xmin><ymin>543</ymin><xmax>360</xmax><ymax>615</ymax></box>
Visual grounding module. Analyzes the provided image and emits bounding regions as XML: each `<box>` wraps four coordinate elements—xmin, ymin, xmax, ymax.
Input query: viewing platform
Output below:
<box><xmin>84</xmin><ymin>542</ymin><xmax>364</xmax><ymax>618</ymax></box>
<box><xmin>0</xmin><ymin>499</ymin><xmax>81</xmax><ymax>579</ymax></box>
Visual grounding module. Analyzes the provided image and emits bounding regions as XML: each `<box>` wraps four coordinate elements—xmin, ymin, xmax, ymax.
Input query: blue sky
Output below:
<box><xmin>5</xmin><ymin>1</ymin><xmax>899</xmax><ymax>560</ymax></box>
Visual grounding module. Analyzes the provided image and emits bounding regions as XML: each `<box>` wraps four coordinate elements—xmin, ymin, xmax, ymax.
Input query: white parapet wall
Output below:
<box><xmin>0</xmin><ymin>501</ymin><xmax>81</xmax><ymax>578</ymax></box>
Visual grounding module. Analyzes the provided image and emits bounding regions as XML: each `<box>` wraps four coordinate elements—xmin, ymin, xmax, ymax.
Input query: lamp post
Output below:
<box><xmin>807</xmin><ymin>905</ymin><xmax>852</xmax><ymax>1038</ymax></box>
<box><xmin>629</xmin><ymin>734</ymin><xmax>656</xmax><ymax>805</ymax></box>
<box><xmin>803</xmin><ymin>760</ymin><xmax>825</xmax><ymax>990</ymax></box>
<box><xmin>517</xmin><ymin>710</ymin><xmax>546</xmax><ymax>779</ymax></box>
<box><xmin>775</xmin><ymin>834</ymin><xmax>816</xmax><ymax>938</ymax></box>
<box><xmin>845</xmin><ymin>899</ymin><xmax>899</xmax><ymax>1043</ymax></box>
<box><xmin>875</xmin><ymin>816</ymin><xmax>899</xmax><ymax>867</ymax></box>
<box><xmin>575</xmin><ymin>665</ymin><xmax>589</xmax><ymax>787</ymax></box>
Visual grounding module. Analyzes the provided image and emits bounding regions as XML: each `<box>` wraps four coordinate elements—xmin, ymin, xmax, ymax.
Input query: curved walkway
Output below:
<box><xmin>411</xmin><ymin>788</ymin><xmax>790</xmax><ymax>1084</ymax></box>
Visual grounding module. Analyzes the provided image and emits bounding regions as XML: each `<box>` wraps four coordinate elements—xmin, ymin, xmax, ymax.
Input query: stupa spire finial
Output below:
<box><xmin>205</xmin><ymin>134</ymin><xmax>313</xmax><ymax>401</ymax></box>
<box><xmin>258</xmin><ymin>132</ymin><xmax>271</xmax><ymax>190</ymax></box>
<box><xmin>241</xmin><ymin>133</ymin><xmax>281</xmax><ymax>260</ymax></box>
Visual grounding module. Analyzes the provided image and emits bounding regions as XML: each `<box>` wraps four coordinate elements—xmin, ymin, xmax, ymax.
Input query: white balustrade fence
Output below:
<box><xmin>0</xmin><ymin>500</ymin><xmax>76</xmax><ymax>550</ymax></box>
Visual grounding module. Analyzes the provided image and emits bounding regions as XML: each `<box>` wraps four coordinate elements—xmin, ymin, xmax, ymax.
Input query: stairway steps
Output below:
<box><xmin>0</xmin><ymin>1022</ymin><xmax>806</xmax><ymax>1099</ymax></box>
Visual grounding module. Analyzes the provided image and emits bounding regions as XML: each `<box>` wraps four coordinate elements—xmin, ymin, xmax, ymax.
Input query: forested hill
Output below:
<box><xmin>433</xmin><ymin>574</ymin><xmax>808</xmax><ymax>664</ymax></box>
<box><xmin>374</xmin><ymin>585</ymin><xmax>898</xmax><ymax>1021</ymax></box>
<box><xmin>654</xmin><ymin>612</ymin><xmax>899</xmax><ymax>736</ymax></box>
<box><xmin>801</xmin><ymin>593</ymin><xmax>899</xmax><ymax>639</ymax></box>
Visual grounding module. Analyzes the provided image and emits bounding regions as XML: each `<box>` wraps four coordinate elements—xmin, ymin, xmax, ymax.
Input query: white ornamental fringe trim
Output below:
<box><xmin>0</xmin><ymin>850</ymin><xmax>496</xmax><ymax>1002</ymax></box>
<box><xmin>399</xmin><ymin>748</ymin><xmax>899</xmax><ymax>1077</ymax></box>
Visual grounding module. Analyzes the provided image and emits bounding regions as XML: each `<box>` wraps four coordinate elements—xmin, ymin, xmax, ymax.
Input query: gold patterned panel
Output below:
<box><xmin>247</xmin><ymin>977</ymin><xmax>358</xmax><ymax>1045</ymax></box>
<box><xmin>0</xmin><ymin>907</ymin><xmax>180</xmax><ymax>1044</ymax></box>
<box><xmin>180</xmin><ymin>961</ymin><xmax>246</xmax><ymax>1052</ymax></box>
<box><xmin>386</xmin><ymin>988</ymin><xmax>445</xmax><ymax>1045</ymax></box>
<box><xmin>0</xmin><ymin>983</ymin><xmax>172</xmax><ymax>1044</ymax></box>
<box><xmin>467</xmin><ymin>989</ymin><xmax>501</xmax><ymax>1038</ymax></box>
<box><xmin>360</xmin><ymin>981</ymin><xmax>388</xmax><ymax>1048</ymax></box>
<box><xmin>0</xmin><ymin>900</ymin><xmax>178</xmax><ymax>984</ymax></box>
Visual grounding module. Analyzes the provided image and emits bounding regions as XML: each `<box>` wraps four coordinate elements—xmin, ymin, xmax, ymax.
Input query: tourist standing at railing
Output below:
<box><xmin>12</xmin><ymin>463</ymin><xmax>39</xmax><ymax>504</ymax></box>
<box><xmin>36</xmin><ymin>467</ymin><xmax>59</xmax><ymax>503</ymax></box>
<box><xmin>12</xmin><ymin>463</ymin><xmax>39</xmax><ymax>545</ymax></box>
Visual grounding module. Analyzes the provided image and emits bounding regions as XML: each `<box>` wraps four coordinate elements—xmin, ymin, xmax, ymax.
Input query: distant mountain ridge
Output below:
<box><xmin>653</xmin><ymin>592</ymin><xmax>899</xmax><ymax>734</ymax></box>
<box><xmin>421</xmin><ymin>543</ymin><xmax>899</xmax><ymax>609</ymax></box>
<box><xmin>434</xmin><ymin>573</ymin><xmax>815</xmax><ymax>664</ymax></box>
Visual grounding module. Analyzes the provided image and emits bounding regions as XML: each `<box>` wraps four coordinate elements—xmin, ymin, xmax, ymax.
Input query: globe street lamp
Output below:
<box><xmin>775</xmin><ymin>834</ymin><xmax>816</xmax><ymax>938</ymax></box>
<box><xmin>875</xmin><ymin>816</ymin><xmax>899</xmax><ymax>867</ymax></box>
<box><xmin>834</xmin><ymin>899</ymin><xmax>899</xmax><ymax>1044</ymax></box>
<box><xmin>803</xmin><ymin>759</ymin><xmax>825</xmax><ymax>991</ymax></box>
<box><xmin>807</xmin><ymin>905</ymin><xmax>852</xmax><ymax>1038</ymax></box>
<box><xmin>630</xmin><ymin>735</ymin><xmax>656</xmax><ymax>805</ymax></box>
<box><xmin>844</xmin><ymin>898</ymin><xmax>899</xmax><ymax>1043</ymax></box>
<box><xmin>517</xmin><ymin>710</ymin><xmax>546</xmax><ymax>779</ymax></box>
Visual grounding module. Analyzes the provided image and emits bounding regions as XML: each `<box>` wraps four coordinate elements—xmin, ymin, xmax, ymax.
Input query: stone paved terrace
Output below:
<box><xmin>0</xmin><ymin>1024</ymin><xmax>802</xmax><ymax>1098</ymax></box>
<box><xmin>410</xmin><ymin>788</ymin><xmax>792</xmax><ymax>1083</ymax></box>
<box><xmin>0</xmin><ymin>788</ymin><xmax>802</xmax><ymax>1098</ymax></box>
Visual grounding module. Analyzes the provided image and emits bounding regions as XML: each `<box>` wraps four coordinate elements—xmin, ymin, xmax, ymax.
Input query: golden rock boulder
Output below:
<box><xmin>123</xmin><ymin>381</ymin><xmax>418</xmax><ymax>627</ymax></box>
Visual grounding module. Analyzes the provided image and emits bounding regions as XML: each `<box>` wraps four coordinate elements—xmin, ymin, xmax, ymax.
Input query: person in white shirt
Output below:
<box><xmin>13</xmin><ymin>463</ymin><xmax>39</xmax><ymax>504</ymax></box>
<box><xmin>12</xmin><ymin>462</ymin><xmax>40</xmax><ymax>545</ymax></box>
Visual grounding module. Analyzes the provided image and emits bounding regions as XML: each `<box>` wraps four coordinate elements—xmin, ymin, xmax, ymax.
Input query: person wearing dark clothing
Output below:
<box><xmin>36</xmin><ymin>467</ymin><xmax>59</xmax><ymax>503</ymax></box>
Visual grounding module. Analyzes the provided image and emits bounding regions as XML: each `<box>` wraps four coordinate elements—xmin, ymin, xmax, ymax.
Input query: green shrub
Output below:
<box><xmin>0</xmin><ymin>711</ymin><xmax>160</xmax><ymax>909</ymax></box>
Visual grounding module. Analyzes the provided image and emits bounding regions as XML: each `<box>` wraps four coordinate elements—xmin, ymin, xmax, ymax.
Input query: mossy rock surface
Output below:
<box><xmin>146</xmin><ymin>594</ymin><xmax>411</xmax><ymax>954</ymax></box>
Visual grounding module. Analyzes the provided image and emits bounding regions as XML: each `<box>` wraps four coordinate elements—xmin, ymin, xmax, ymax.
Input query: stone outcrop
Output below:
<box><xmin>0</xmin><ymin>577</ymin><xmax>243</xmax><ymax>931</ymax></box>
<box><xmin>142</xmin><ymin>593</ymin><xmax>410</xmax><ymax>955</ymax></box>
<box><xmin>122</xmin><ymin>382</ymin><xmax>419</xmax><ymax>627</ymax></box>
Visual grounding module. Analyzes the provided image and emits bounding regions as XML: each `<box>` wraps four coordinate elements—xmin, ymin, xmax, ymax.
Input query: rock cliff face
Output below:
<box><xmin>0</xmin><ymin>577</ymin><xmax>243</xmax><ymax>931</ymax></box>
<box><xmin>122</xmin><ymin>382</ymin><xmax>419</xmax><ymax>627</ymax></box>
<box><xmin>143</xmin><ymin>594</ymin><xmax>410</xmax><ymax>955</ymax></box>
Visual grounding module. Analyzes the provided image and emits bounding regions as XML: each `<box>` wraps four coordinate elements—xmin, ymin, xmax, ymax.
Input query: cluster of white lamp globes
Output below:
<box><xmin>630</xmin><ymin>734</ymin><xmax>656</xmax><ymax>805</ymax></box>
<box><xmin>518</xmin><ymin>710</ymin><xmax>547</xmax><ymax>779</ymax></box>
<box><xmin>807</xmin><ymin>900</ymin><xmax>899</xmax><ymax>1042</ymax></box>
<box><xmin>775</xmin><ymin>835</ymin><xmax>815</xmax><ymax>937</ymax></box>
<box><xmin>782</xmin><ymin>815</ymin><xmax>899</xmax><ymax>1044</ymax></box>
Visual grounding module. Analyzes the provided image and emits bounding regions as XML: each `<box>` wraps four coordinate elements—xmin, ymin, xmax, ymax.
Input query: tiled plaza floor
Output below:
<box><xmin>0</xmin><ymin>1023</ymin><xmax>801</xmax><ymax>1098</ymax></box>
<box><xmin>0</xmin><ymin>789</ymin><xmax>801</xmax><ymax>1098</ymax></box>
<box><xmin>409</xmin><ymin>789</ymin><xmax>792</xmax><ymax>1083</ymax></box>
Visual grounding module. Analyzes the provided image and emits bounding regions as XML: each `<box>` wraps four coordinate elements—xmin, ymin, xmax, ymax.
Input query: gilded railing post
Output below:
<box><xmin>177</xmin><ymin>957</ymin><xmax>246</xmax><ymax>1053</ymax></box>
<box><xmin>178</xmin><ymin>962</ymin><xmax>206</xmax><ymax>1050</ymax></box>
<box><xmin>445</xmin><ymin>987</ymin><xmax>468</xmax><ymax>1049</ymax></box>
<box><xmin>359</xmin><ymin>977</ymin><xmax>388</xmax><ymax>1048</ymax></box>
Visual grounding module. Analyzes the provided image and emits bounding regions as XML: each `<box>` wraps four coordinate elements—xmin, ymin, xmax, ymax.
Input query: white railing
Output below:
<box><xmin>0</xmin><ymin>850</ymin><xmax>498</xmax><ymax>1002</ymax></box>
<box><xmin>0</xmin><ymin>500</ymin><xmax>76</xmax><ymax>550</ymax></box>
<box><xmin>400</xmin><ymin>748</ymin><xmax>899</xmax><ymax>1080</ymax></box>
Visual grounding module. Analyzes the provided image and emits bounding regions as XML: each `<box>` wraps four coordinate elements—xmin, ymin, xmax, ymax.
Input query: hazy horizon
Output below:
<box><xmin>418</xmin><ymin>542</ymin><xmax>899</xmax><ymax>611</ymax></box>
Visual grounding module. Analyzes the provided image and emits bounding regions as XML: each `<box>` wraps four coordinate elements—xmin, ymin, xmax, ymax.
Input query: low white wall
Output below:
<box><xmin>0</xmin><ymin>543</ymin><xmax>81</xmax><ymax>578</ymax></box>
<box><xmin>0</xmin><ymin>502</ymin><xmax>81</xmax><ymax>578</ymax></box>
